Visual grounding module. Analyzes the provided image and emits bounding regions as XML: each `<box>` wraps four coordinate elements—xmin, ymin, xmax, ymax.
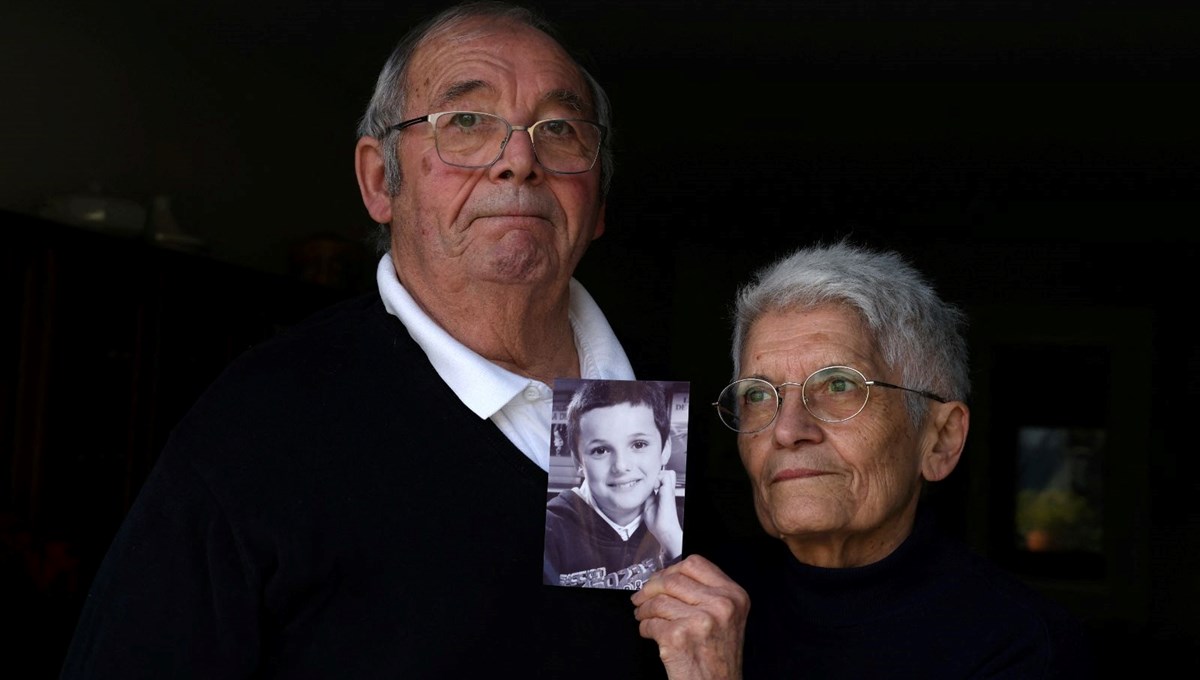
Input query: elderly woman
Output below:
<box><xmin>633</xmin><ymin>241</ymin><xmax>1095</xmax><ymax>679</ymax></box>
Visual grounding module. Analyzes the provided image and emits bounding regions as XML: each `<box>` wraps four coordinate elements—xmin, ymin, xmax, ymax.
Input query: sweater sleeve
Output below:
<box><xmin>60</xmin><ymin>442</ymin><xmax>261</xmax><ymax>679</ymax></box>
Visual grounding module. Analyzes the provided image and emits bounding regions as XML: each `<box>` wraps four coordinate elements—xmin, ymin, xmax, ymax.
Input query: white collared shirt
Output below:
<box><xmin>376</xmin><ymin>255</ymin><xmax>634</xmax><ymax>471</ymax></box>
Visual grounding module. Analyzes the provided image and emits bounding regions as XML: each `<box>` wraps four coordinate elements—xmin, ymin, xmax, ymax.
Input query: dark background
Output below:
<box><xmin>3</xmin><ymin>0</ymin><xmax>1198</xmax><ymax>676</ymax></box>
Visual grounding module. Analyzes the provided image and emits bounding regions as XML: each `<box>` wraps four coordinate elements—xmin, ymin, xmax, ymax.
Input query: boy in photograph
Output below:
<box><xmin>543</xmin><ymin>380</ymin><xmax>685</xmax><ymax>589</ymax></box>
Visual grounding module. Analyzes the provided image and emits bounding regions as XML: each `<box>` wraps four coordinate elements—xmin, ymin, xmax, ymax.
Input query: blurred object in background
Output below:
<box><xmin>147</xmin><ymin>194</ymin><xmax>206</xmax><ymax>254</ymax></box>
<box><xmin>290</xmin><ymin>232</ymin><xmax>368</xmax><ymax>292</ymax></box>
<box><xmin>38</xmin><ymin>183</ymin><xmax>145</xmax><ymax>237</ymax></box>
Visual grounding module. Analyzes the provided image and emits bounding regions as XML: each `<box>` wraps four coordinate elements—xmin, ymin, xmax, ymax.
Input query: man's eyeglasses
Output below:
<box><xmin>713</xmin><ymin>365</ymin><xmax>949</xmax><ymax>434</ymax></box>
<box><xmin>389</xmin><ymin>111</ymin><xmax>606</xmax><ymax>175</ymax></box>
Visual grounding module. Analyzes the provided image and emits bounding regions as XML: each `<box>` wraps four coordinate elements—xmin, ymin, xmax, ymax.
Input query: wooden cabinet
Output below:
<box><xmin>1</xmin><ymin>209</ymin><xmax>351</xmax><ymax>675</ymax></box>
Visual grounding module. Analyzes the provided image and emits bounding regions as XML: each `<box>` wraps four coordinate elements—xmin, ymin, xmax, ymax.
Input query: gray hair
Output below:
<box><xmin>729</xmin><ymin>240</ymin><xmax>970</xmax><ymax>425</ymax></box>
<box><xmin>358</xmin><ymin>2</ymin><xmax>615</xmax><ymax>253</ymax></box>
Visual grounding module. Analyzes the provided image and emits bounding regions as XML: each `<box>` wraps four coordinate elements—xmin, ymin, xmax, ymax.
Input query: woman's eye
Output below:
<box><xmin>745</xmin><ymin>387</ymin><xmax>772</xmax><ymax>405</ymax></box>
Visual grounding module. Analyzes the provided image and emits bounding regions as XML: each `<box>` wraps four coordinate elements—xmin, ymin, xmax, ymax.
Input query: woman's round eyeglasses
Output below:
<box><xmin>713</xmin><ymin>365</ymin><xmax>948</xmax><ymax>434</ymax></box>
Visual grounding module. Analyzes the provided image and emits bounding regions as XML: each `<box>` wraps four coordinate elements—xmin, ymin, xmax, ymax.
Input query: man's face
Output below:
<box><xmin>736</xmin><ymin>305</ymin><xmax>928</xmax><ymax>564</ymax></box>
<box><xmin>389</xmin><ymin>18</ymin><xmax>605</xmax><ymax>291</ymax></box>
<box><xmin>576</xmin><ymin>403</ymin><xmax>669</xmax><ymax>526</ymax></box>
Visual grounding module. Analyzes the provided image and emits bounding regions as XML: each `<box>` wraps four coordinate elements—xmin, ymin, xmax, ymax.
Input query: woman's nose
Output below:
<box><xmin>771</xmin><ymin>393</ymin><xmax>824</xmax><ymax>446</ymax></box>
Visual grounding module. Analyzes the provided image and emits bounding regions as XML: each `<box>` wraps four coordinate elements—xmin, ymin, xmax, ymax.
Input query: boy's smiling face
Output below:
<box><xmin>576</xmin><ymin>402</ymin><xmax>671</xmax><ymax>525</ymax></box>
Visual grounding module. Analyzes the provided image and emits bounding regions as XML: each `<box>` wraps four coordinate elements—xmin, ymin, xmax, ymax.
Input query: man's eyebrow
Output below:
<box><xmin>543</xmin><ymin>88</ymin><xmax>589</xmax><ymax>114</ymax></box>
<box><xmin>435</xmin><ymin>79</ymin><xmax>489</xmax><ymax>108</ymax></box>
<box><xmin>433</xmin><ymin>83</ymin><xmax>590</xmax><ymax>115</ymax></box>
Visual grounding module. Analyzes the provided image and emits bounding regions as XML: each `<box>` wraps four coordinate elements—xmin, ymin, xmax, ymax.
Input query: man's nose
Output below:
<box><xmin>489</xmin><ymin>127</ymin><xmax>542</xmax><ymax>182</ymax></box>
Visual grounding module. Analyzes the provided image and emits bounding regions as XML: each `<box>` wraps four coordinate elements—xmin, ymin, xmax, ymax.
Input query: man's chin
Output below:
<box><xmin>476</xmin><ymin>248</ymin><xmax>557</xmax><ymax>286</ymax></box>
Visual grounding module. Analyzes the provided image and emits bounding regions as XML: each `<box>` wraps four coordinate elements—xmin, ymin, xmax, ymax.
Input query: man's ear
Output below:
<box><xmin>921</xmin><ymin>401</ymin><xmax>969</xmax><ymax>482</ymax></box>
<box><xmin>591</xmin><ymin>202</ymin><xmax>606</xmax><ymax>240</ymax></box>
<box><xmin>659</xmin><ymin>434</ymin><xmax>673</xmax><ymax>468</ymax></box>
<box><xmin>355</xmin><ymin>136</ymin><xmax>393</xmax><ymax>224</ymax></box>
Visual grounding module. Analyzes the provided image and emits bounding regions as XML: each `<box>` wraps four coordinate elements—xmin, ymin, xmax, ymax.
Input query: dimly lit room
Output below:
<box><xmin>3</xmin><ymin>0</ymin><xmax>1198</xmax><ymax>676</ymax></box>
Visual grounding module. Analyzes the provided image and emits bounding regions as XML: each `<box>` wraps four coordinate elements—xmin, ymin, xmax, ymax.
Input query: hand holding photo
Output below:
<box><xmin>543</xmin><ymin>379</ymin><xmax>689</xmax><ymax>590</ymax></box>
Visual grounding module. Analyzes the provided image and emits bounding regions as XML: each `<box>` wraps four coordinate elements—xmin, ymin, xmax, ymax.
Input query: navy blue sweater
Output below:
<box><xmin>61</xmin><ymin>293</ymin><xmax>665</xmax><ymax>679</ymax></box>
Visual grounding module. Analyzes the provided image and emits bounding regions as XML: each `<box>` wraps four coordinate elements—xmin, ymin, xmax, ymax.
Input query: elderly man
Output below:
<box><xmin>61</xmin><ymin>3</ymin><xmax>665</xmax><ymax>677</ymax></box>
<box><xmin>633</xmin><ymin>241</ymin><xmax>1096</xmax><ymax>679</ymax></box>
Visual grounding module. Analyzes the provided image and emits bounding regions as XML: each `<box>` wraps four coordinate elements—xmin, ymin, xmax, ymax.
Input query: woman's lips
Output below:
<box><xmin>771</xmin><ymin>468</ymin><xmax>829</xmax><ymax>484</ymax></box>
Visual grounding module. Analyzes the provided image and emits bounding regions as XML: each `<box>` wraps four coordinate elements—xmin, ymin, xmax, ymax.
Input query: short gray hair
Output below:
<box><xmin>729</xmin><ymin>240</ymin><xmax>970</xmax><ymax>425</ymax></box>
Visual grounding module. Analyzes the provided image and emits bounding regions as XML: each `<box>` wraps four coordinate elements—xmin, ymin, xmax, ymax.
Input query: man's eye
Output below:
<box><xmin>540</xmin><ymin>120</ymin><xmax>570</xmax><ymax>137</ymax></box>
<box><xmin>450</xmin><ymin>113</ymin><xmax>479</xmax><ymax>128</ymax></box>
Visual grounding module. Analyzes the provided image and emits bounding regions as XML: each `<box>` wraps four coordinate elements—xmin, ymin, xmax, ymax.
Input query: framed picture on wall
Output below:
<box><xmin>967</xmin><ymin>304</ymin><xmax>1153</xmax><ymax>624</ymax></box>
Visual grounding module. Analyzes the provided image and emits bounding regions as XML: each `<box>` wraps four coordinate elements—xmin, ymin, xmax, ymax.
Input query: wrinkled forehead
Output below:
<box><xmin>406</xmin><ymin>17</ymin><xmax>592</xmax><ymax>115</ymax></box>
<box><xmin>742</xmin><ymin>304</ymin><xmax>880</xmax><ymax>370</ymax></box>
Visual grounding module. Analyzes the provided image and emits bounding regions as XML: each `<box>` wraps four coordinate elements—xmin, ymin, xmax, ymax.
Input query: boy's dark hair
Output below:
<box><xmin>565</xmin><ymin>381</ymin><xmax>671</xmax><ymax>464</ymax></box>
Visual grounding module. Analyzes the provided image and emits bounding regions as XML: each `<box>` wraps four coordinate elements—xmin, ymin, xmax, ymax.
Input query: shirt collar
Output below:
<box><xmin>574</xmin><ymin>485</ymin><xmax>642</xmax><ymax>541</ymax></box>
<box><xmin>375</xmin><ymin>255</ymin><xmax>633</xmax><ymax>418</ymax></box>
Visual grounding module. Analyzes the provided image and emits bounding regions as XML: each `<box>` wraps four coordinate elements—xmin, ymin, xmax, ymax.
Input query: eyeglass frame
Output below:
<box><xmin>388</xmin><ymin>110</ymin><xmax>608</xmax><ymax>175</ymax></box>
<box><xmin>712</xmin><ymin>365</ymin><xmax>950</xmax><ymax>434</ymax></box>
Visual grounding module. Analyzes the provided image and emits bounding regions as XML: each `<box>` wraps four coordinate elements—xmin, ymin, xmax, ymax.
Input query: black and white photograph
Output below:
<box><xmin>544</xmin><ymin>379</ymin><xmax>689</xmax><ymax>590</ymax></box>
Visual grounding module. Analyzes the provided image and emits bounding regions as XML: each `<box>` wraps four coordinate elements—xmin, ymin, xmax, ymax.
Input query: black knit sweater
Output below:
<box><xmin>723</xmin><ymin>506</ymin><xmax>1098</xmax><ymax>679</ymax></box>
<box><xmin>61</xmin><ymin>292</ymin><xmax>665</xmax><ymax>679</ymax></box>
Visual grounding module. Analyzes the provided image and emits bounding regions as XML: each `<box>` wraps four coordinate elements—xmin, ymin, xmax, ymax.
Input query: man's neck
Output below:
<box><xmin>399</xmin><ymin>269</ymin><xmax>581</xmax><ymax>384</ymax></box>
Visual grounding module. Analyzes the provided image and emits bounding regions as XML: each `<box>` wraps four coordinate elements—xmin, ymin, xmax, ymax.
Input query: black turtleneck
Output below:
<box><xmin>716</xmin><ymin>506</ymin><xmax>1097</xmax><ymax>679</ymax></box>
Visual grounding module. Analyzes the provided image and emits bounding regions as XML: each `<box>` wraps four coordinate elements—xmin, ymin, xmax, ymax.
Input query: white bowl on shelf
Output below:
<box><xmin>39</xmin><ymin>193</ymin><xmax>147</xmax><ymax>236</ymax></box>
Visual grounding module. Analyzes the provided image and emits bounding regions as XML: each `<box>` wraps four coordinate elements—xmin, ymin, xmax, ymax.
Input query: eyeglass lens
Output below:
<box><xmin>431</xmin><ymin>112</ymin><xmax>601</xmax><ymax>173</ymax></box>
<box><xmin>716</xmin><ymin>367</ymin><xmax>872</xmax><ymax>432</ymax></box>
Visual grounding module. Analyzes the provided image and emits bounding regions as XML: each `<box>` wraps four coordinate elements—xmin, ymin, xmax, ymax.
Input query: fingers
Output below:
<box><xmin>632</xmin><ymin>555</ymin><xmax>743</xmax><ymax>607</ymax></box>
<box><xmin>658</xmin><ymin>468</ymin><xmax>677</xmax><ymax>494</ymax></box>
<box><xmin>642</xmin><ymin>469</ymin><xmax>682</xmax><ymax>558</ymax></box>
<box><xmin>630</xmin><ymin>555</ymin><xmax>749</xmax><ymax>680</ymax></box>
<box><xmin>631</xmin><ymin>555</ymin><xmax>749</xmax><ymax>632</ymax></box>
<box><xmin>644</xmin><ymin>469</ymin><xmax>677</xmax><ymax>518</ymax></box>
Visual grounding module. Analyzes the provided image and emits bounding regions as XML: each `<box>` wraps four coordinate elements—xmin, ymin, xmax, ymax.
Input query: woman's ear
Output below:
<box><xmin>921</xmin><ymin>401</ymin><xmax>969</xmax><ymax>482</ymax></box>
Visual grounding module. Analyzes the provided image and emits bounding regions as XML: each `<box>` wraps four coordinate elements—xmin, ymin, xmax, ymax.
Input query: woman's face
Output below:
<box><xmin>736</xmin><ymin>305</ymin><xmax>929</xmax><ymax>566</ymax></box>
<box><xmin>577</xmin><ymin>403</ymin><xmax>669</xmax><ymax>525</ymax></box>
